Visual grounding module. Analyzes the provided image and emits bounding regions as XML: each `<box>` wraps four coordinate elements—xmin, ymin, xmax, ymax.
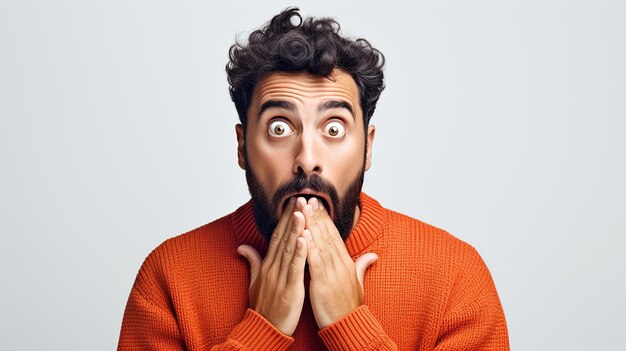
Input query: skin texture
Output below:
<box><xmin>236</xmin><ymin>69</ymin><xmax>378</xmax><ymax>335</ymax></box>
<box><xmin>237</xmin><ymin>197</ymin><xmax>308</xmax><ymax>336</ymax></box>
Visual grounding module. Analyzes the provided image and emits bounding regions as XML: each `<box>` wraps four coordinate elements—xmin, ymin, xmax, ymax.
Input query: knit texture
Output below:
<box><xmin>118</xmin><ymin>193</ymin><xmax>509</xmax><ymax>350</ymax></box>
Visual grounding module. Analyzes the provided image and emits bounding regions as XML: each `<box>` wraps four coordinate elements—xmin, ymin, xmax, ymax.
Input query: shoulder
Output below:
<box><xmin>156</xmin><ymin>213</ymin><xmax>234</xmax><ymax>255</ymax></box>
<box><xmin>378</xmin><ymin>204</ymin><xmax>493</xmax><ymax>285</ymax></box>
<box><xmin>135</xmin><ymin>213</ymin><xmax>236</xmax><ymax>284</ymax></box>
<box><xmin>361</xmin><ymin>193</ymin><xmax>478</xmax><ymax>261</ymax></box>
<box><xmin>382</xmin><ymin>206</ymin><xmax>479</xmax><ymax>258</ymax></box>
<box><xmin>381</xmin><ymin>205</ymin><xmax>499</xmax><ymax>301</ymax></box>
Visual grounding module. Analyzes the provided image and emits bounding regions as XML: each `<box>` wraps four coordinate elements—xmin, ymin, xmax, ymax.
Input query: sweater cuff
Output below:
<box><xmin>227</xmin><ymin>308</ymin><xmax>294</xmax><ymax>351</ymax></box>
<box><xmin>318</xmin><ymin>305</ymin><xmax>390</xmax><ymax>351</ymax></box>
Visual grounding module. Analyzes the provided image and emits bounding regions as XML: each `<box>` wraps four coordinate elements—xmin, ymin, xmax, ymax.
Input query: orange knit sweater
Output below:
<box><xmin>118</xmin><ymin>193</ymin><xmax>509</xmax><ymax>350</ymax></box>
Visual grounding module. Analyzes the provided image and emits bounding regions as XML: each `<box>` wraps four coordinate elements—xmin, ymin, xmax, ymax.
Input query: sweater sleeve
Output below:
<box><xmin>434</xmin><ymin>246</ymin><xmax>509</xmax><ymax>351</ymax></box>
<box><xmin>317</xmin><ymin>305</ymin><xmax>398</xmax><ymax>351</ymax></box>
<box><xmin>117</xmin><ymin>250</ymin><xmax>295</xmax><ymax>351</ymax></box>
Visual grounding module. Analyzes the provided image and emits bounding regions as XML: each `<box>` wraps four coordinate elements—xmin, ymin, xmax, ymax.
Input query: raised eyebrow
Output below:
<box><xmin>258</xmin><ymin>100</ymin><xmax>296</xmax><ymax>119</ymax></box>
<box><xmin>318</xmin><ymin>100</ymin><xmax>355</xmax><ymax>120</ymax></box>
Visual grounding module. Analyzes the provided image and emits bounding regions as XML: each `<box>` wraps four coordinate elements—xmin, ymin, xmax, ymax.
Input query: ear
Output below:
<box><xmin>235</xmin><ymin>124</ymin><xmax>245</xmax><ymax>170</ymax></box>
<box><xmin>364</xmin><ymin>124</ymin><xmax>376</xmax><ymax>171</ymax></box>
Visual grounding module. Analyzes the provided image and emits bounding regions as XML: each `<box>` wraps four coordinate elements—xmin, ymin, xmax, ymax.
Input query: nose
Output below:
<box><xmin>293</xmin><ymin>131</ymin><xmax>323</xmax><ymax>175</ymax></box>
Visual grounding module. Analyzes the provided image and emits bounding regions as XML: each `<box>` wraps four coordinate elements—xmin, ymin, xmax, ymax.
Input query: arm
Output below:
<box><xmin>434</xmin><ymin>247</ymin><xmax>509</xmax><ymax>351</ymax></box>
<box><xmin>118</xmin><ymin>282</ymin><xmax>294</xmax><ymax>351</ymax></box>
<box><xmin>317</xmin><ymin>305</ymin><xmax>397</xmax><ymax>351</ymax></box>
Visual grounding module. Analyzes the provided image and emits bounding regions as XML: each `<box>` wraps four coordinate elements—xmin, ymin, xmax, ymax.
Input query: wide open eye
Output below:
<box><xmin>323</xmin><ymin>121</ymin><xmax>346</xmax><ymax>138</ymax></box>
<box><xmin>268</xmin><ymin>120</ymin><xmax>293</xmax><ymax>137</ymax></box>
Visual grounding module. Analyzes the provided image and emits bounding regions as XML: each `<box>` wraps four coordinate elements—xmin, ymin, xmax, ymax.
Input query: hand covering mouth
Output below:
<box><xmin>281</xmin><ymin>192</ymin><xmax>333</xmax><ymax>218</ymax></box>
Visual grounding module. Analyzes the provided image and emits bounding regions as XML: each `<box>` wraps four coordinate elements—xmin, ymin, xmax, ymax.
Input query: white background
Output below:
<box><xmin>1</xmin><ymin>0</ymin><xmax>624</xmax><ymax>349</ymax></box>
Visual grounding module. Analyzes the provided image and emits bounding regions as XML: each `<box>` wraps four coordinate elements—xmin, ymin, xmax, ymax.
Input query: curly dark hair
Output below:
<box><xmin>226</xmin><ymin>7</ymin><xmax>385</xmax><ymax>130</ymax></box>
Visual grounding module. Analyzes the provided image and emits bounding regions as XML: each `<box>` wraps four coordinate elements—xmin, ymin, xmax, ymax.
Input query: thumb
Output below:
<box><xmin>237</xmin><ymin>245</ymin><xmax>262</xmax><ymax>284</ymax></box>
<box><xmin>354</xmin><ymin>253</ymin><xmax>378</xmax><ymax>288</ymax></box>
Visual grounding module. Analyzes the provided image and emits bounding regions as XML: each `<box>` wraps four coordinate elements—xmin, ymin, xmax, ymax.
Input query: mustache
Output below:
<box><xmin>270</xmin><ymin>172</ymin><xmax>339</xmax><ymax>210</ymax></box>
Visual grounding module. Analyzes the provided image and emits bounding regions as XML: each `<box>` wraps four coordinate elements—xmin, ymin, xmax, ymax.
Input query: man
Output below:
<box><xmin>118</xmin><ymin>8</ymin><xmax>509</xmax><ymax>350</ymax></box>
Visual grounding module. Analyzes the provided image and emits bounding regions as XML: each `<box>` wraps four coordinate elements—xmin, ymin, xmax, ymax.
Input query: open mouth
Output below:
<box><xmin>281</xmin><ymin>193</ymin><xmax>332</xmax><ymax>218</ymax></box>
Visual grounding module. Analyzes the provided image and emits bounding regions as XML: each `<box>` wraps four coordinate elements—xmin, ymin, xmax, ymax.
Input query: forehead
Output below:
<box><xmin>249</xmin><ymin>69</ymin><xmax>362</xmax><ymax>116</ymax></box>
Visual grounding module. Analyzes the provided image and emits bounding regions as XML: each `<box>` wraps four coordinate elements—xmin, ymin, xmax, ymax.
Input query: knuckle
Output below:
<box><xmin>323</xmin><ymin>236</ymin><xmax>335</xmax><ymax>248</ymax></box>
<box><xmin>318</xmin><ymin>243</ymin><xmax>329</xmax><ymax>254</ymax></box>
<box><xmin>290</xmin><ymin>223</ymin><xmax>299</xmax><ymax>235</ymax></box>
<box><xmin>280</xmin><ymin>234</ymin><xmax>289</xmax><ymax>247</ymax></box>
<box><xmin>312</xmin><ymin>258</ymin><xmax>325</xmax><ymax>271</ymax></box>
<box><xmin>271</xmin><ymin>230</ymin><xmax>281</xmax><ymax>242</ymax></box>
<box><xmin>260</xmin><ymin>262</ymin><xmax>275</xmax><ymax>277</ymax></box>
<box><xmin>288</xmin><ymin>263</ymin><xmax>299</xmax><ymax>277</ymax></box>
<box><xmin>333</xmin><ymin>232</ymin><xmax>343</xmax><ymax>243</ymax></box>
<box><xmin>265</xmin><ymin>271</ymin><xmax>278</xmax><ymax>284</ymax></box>
<box><xmin>283</xmin><ymin>244</ymin><xmax>293</xmax><ymax>255</ymax></box>
<box><xmin>260</xmin><ymin>263</ymin><xmax>269</xmax><ymax>275</ymax></box>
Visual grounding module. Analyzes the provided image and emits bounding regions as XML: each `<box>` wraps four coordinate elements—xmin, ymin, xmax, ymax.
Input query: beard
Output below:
<box><xmin>244</xmin><ymin>164</ymin><xmax>365</xmax><ymax>243</ymax></box>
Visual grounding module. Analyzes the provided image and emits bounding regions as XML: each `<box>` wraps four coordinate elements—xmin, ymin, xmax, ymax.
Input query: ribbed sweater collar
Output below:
<box><xmin>231</xmin><ymin>192</ymin><xmax>385</xmax><ymax>257</ymax></box>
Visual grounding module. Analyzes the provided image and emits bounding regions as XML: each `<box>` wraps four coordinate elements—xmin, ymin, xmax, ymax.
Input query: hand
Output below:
<box><xmin>301</xmin><ymin>198</ymin><xmax>378</xmax><ymax>329</ymax></box>
<box><xmin>237</xmin><ymin>197</ymin><xmax>309</xmax><ymax>336</ymax></box>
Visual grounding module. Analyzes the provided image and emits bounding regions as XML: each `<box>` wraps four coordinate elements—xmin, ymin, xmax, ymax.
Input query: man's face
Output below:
<box><xmin>236</xmin><ymin>69</ymin><xmax>375</xmax><ymax>241</ymax></box>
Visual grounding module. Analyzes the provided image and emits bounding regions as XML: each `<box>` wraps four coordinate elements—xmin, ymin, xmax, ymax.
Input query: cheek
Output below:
<box><xmin>326</xmin><ymin>137</ymin><xmax>365</xmax><ymax>190</ymax></box>
<box><xmin>246</xmin><ymin>137</ymin><xmax>293</xmax><ymax>189</ymax></box>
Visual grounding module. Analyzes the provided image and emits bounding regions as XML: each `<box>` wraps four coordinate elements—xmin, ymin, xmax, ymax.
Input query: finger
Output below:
<box><xmin>278</xmin><ymin>210</ymin><xmax>305</xmax><ymax>273</ymax></box>
<box><xmin>311</xmin><ymin>197</ymin><xmax>341</xmax><ymax>245</ymax></box>
<box><xmin>304</xmin><ymin>200</ymin><xmax>337</xmax><ymax>268</ymax></box>
<box><xmin>354</xmin><ymin>253</ymin><xmax>378</xmax><ymax>288</ymax></box>
<box><xmin>286</xmin><ymin>237</ymin><xmax>307</xmax><ymax>287</ymax></box>
<box><xmin>302</xmin><ymin>204</ymin><xmax>332</xmax><ymax>266</ymax></box>
<box><xmin>295</xmin><ymin>196</ymin><xmax>307</xmax><ymax>210</ymax></box>
<box><xmin>237</xmin><ymin>245</ymin><xmax>262</xmax><ymax>285</ymax></box>
<box><xmin>266</xmin><ymin>197</ymin><xmax>298</xmax><ymax>263</ymax></box>
<box><xmin>312</xmin><ymin>198</ymin><xmax>352</xmax><ymax>263</ymax></box>
<box><xmin>302</xmin><ymin>228</ymin><xmax>326</xmax><ymax>279</ymax></box>
<box><xmin>275</xmin><ymin>197</ymin><xmax>306</xmax><ymax>255</ymax></box>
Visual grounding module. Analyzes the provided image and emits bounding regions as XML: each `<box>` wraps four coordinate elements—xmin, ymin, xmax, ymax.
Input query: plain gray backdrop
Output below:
<box><xmin>1</xmin><ymin>0</ymin><xmax>624</xmax><ymax>349</ymax></box>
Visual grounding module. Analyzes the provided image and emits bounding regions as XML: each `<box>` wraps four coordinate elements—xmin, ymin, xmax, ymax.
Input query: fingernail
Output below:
<box><xmin>296</xmin><ymin>238</ymin><xmax>302</xmax><ymax>248</ymax></box>
<box><xmin>297</xmin><ymin>197</ymin><xmax>306</xmax><ymax>209</ymax></box>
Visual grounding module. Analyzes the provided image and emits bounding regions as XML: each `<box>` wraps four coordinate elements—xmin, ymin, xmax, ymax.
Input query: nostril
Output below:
<box><xmin>296</xmin><ymin>165</ymin><xmax>321</xmax><ymax>175</ymax></box>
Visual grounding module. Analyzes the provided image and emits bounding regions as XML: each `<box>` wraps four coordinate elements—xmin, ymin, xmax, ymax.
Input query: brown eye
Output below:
<box><xmin>323</xmin><ymin>121</ymin><xmax>345</xmax><ymax>138</ymax></box>
<box><xmin>329</xmin><ymin>125</ymin><xmax>339</xmax><ymax>136</ymax></box>
<box><xmin>268</xmin><ymin>120</ymin><xmax>292</xmax><ymax>137</ymax></box>
<box><xmin>274</xmin><ymin>124</ymin><xmax>284</xmax><ymax>135</ymax></box>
